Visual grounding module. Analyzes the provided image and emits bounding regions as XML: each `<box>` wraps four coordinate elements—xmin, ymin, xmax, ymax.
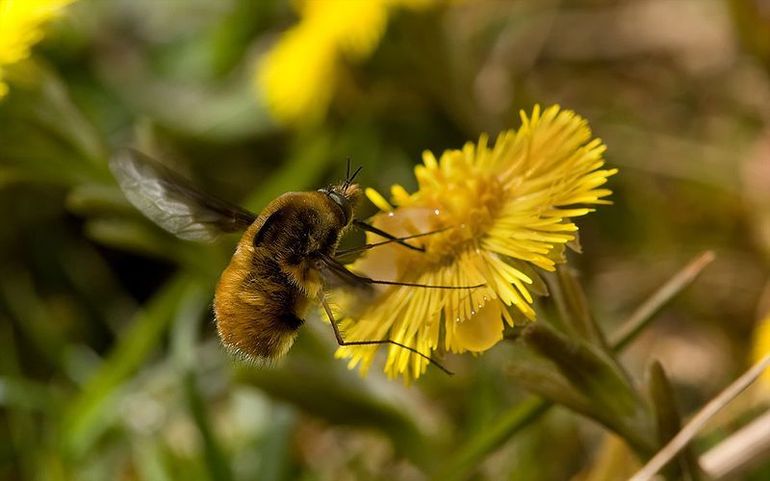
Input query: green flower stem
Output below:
<box><xmin>522</xmin><ymin>323</ymin><xmax>657</xmax><ymax>456</ymax></box>
<box><xmin>431</xmin><ymin>251</ymin><xmax>715</xmax><ymax>481</ymax></box>
<box><xmin>551</xmin><ymin>265</ymin><xmax>610</xmax><ymax>349</ymax></box>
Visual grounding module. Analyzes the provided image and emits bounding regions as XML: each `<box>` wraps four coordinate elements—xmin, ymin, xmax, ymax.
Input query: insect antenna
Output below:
<box><xmin>346</xmin><ymin>157</ymin><xmax>351</xmax><ymax>184</ymax></box>
<box><xmin>319</xmin><ymin>296</ymin><xmax>453</xmax><ymax>375</ymax></box>
<box><xmin>342</xmin><ymin>162</ymin><xmax>363</xmax><ymax>193</ymax></box>
<box><xmin>347</xmin><ymin>165</ymin><xmax>363</xmax><ymax>186</ymax></box>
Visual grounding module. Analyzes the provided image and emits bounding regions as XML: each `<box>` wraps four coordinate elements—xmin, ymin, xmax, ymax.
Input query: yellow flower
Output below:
<box><xmin>336</xmin><ymin>105</ymin><xmax>617</xmax><ymax>381</ymax></box>
<box><xmin>0</xmin><ymin>0</ymin><xmax>75</xmax><ymax>99</ymax></box>
<box><xmin>752</xmin><ymin>311</ymin><xmax>770</xmax><ymax>396</ymax></box>
<box><xmin>256</xmin><ymin>0</ymin><xmax>435</xmax><ymax>124</ymax></box>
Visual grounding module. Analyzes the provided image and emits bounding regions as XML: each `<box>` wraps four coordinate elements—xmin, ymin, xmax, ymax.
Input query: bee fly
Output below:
<box><xmin>110</xmin><ymin>150</ymin><xmax>482</xmax><ymax>374</ymax></box>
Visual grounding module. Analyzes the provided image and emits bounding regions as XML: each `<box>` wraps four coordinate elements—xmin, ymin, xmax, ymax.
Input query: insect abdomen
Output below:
<box><xmin>214</xmin><ymin>226</ymin><xmax>306</xmax><ymax>363</ymax></box>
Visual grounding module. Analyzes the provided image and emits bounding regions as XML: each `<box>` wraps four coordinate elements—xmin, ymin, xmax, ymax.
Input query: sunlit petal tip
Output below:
<box><xmin>0</xmin><ymin>0</ymin><xmax>76</xmax><ymax>100</ymax></box>
<box><xmin>752</xmin><ymin>312</ymin><xmax>770</xmax><ymax>396</ymax></box>
<box><xmin>478</xmin><ymin>133</ymin><xmax>489</xmax><ymax>150</ymax></box>
<box><xmin>365</xmin><ymin>187</ymin><xmax>393</xmax><ymax>212</ymax></box>
<box><xmin>256</xmin><ymin>0</ymin><xmax>434</xmax><ymax>124</ymax></box>
<box><xmin>422</xmin><ymin>150</ymin><xmax>438</xmax><ymax>168</ymax></box>
<box><xmin>391</xmin><ymin>184</ymin><xmax>410</xmax><ymax>204</ymax></box>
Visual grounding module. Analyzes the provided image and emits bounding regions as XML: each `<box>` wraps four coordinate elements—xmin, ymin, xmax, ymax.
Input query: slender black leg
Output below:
<box><xmin>319</xmin><ymin>296</ymin><xmax>453</xmax><ymax>375</ymax></box>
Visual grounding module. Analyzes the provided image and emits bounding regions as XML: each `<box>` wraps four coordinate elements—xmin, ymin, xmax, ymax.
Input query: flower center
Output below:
<box><xmin>423</xmin><ymin>171</ymin><xmax>505</xmax><ymax>265</ymax></box>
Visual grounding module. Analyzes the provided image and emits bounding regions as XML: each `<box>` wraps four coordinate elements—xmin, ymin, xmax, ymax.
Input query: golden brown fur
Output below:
<box><xmin>214</xmin><ymin>188</ymin><xmax>358</xmax><ymax>363</ymax></box>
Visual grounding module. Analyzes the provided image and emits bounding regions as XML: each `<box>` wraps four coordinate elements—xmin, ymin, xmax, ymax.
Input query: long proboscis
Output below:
<box><xmin>321</xmin><ymin>253</ymin><xmax>485</xmax><ymax>290</ymax></box>
<box><xmin>335</xmin><ymin>227</ymin><xmax>452</xmax><ymax>257</ymax></box>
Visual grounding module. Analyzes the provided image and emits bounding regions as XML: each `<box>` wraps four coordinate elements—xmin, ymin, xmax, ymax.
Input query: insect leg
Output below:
<box><xmin>353</xmin><ymin>219</ymin><xmax>425</xmax><ymax>252</ymax></box>
<box><xmin>319</xmin><ymin>296</ymin><xmax>453</xmax><ymax>375</ymax></box>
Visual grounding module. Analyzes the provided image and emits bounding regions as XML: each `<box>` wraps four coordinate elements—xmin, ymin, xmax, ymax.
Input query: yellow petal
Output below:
<box><xmin>452</xmin><ymin>303</ymin><xmax>504</xmax><ymax>352</ymax></box>
<box><xmin>752</xmin><ymin>311</ymin><xmax>770</xmax><ymax>396</ymax></box>
<box><xmin>365</xmin><ymin>187</ymin><xmax>394</xmax><ymax>212</ymax></box>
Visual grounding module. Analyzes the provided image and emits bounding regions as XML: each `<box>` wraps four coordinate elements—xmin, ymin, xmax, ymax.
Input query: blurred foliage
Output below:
<box><xmin>2</xmin><ymin>1</ymin><xmax>770</xmax><ymax>480</ymax></box>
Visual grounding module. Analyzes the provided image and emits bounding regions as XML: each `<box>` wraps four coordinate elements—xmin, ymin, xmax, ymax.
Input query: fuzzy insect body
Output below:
<box><xmin>214</xmin><ymin>191</ymin><xmax>355</xmax><ymax>362</ymax></box>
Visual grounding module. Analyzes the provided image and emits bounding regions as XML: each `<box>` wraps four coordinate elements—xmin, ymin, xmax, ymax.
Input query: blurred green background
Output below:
<box><xmin>2</xmin><ymin>0</ymin><xmax>770</xmax><ymax>480</ymax></box>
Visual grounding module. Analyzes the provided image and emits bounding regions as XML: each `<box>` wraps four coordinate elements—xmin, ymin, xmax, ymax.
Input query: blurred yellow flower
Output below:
<box><xmin>752</xmin><ymin>311</ymin><xmax>770</xmax><ymax>395</ymax></box>
<box><xmin>0</xmin><ymin>0</ymin><xmax>75</xmax><ymax>99</ymax></box>
<box><xmin>337</xmin><ymin>105</ymin><xmax>617</xmax><ymax>381</ymax></box>
<box><xmin>257</xmin><ymin>0</ymin><xmax>435</xmax><ymax>124</ymax></box>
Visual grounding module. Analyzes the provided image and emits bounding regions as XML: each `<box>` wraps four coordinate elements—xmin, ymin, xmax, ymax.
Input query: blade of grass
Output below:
<box><xmin>700</xmin><ymin>408</ymin><xmax>770</xmax><ymax>480</ymax></box>
<box><xmin>431</xmin><ymin>251</ymin><xmax>715</xmax><ymax>481</ymax></box>
<box><xmin>610</xmin><ymin>251</ymin><xmax>715</xmax><ymax>351</ymax></box>
<box><xmin>648</xmin><ymin>361</ymin><xmax>702</xmax><ymax>481</ymax></box>
<box><xmin>170</xmin><ymin>279</ymin><xmax>232</xmax><ymax>481</ymax></box>
<box><xmin>434</xmin><ymin>396</ymin><xmax>549</xmax><ymax>477</ymax></box>
<box><xmin>133</xmin><ymin>439</ymin><xmax>173</xmax><ymax>481</ymax></box>
<box><xmin>61</xmin><ymin>275</ymin><xmax>201</xmax><ymax>458</ymax></box>
<box><xmin>0</xmin><ymin>268</ymin><xmax>68</xmax><ymax>367</ymax></box>
<box><xmin>0</xmin><ymin>322</ymin><xmax>41</xmax><ymax>480</ymax></box>
<box><xmin>629</xmin><ymin>354</ymin><xmax>770</xmax><ymax>481</ymax></box>
<box><xmin>256</xmin><ymin>405</ymin><xmax>297</xmax><ymax>481</ymax></box>
<box><xmin>184</xmin><ymin>371</ymin><xmax>234</xmax><ymax>481</ymax></box>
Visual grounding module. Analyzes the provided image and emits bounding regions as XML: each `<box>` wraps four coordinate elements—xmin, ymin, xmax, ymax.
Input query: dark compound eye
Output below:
<box><xmin>325</xmin><ymin>190</ymin><xmax>352</xmax><ymax>225</ymax></box>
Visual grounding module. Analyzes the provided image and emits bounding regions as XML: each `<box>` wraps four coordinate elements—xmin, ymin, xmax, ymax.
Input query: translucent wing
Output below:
<box><xmin>110</xmin><ymin>149</ymin><xmax>257</xmax><ymax>242</ymax></box>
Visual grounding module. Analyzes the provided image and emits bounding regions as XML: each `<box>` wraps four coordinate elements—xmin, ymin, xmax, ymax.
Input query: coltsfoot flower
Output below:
<box><xmin>0</xmin><ymin>0</ymin><xmax>75</xmax><ymax>99</ymax></box>
<box><xmin>256</xmin><ymin>0</ymin><xmax>435</xmax><ymax>124</ymax></box>
<box><xmin>337</xmin><ymin>105</ymin><xmax>617</xmax><ymax>381</ymax></box>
